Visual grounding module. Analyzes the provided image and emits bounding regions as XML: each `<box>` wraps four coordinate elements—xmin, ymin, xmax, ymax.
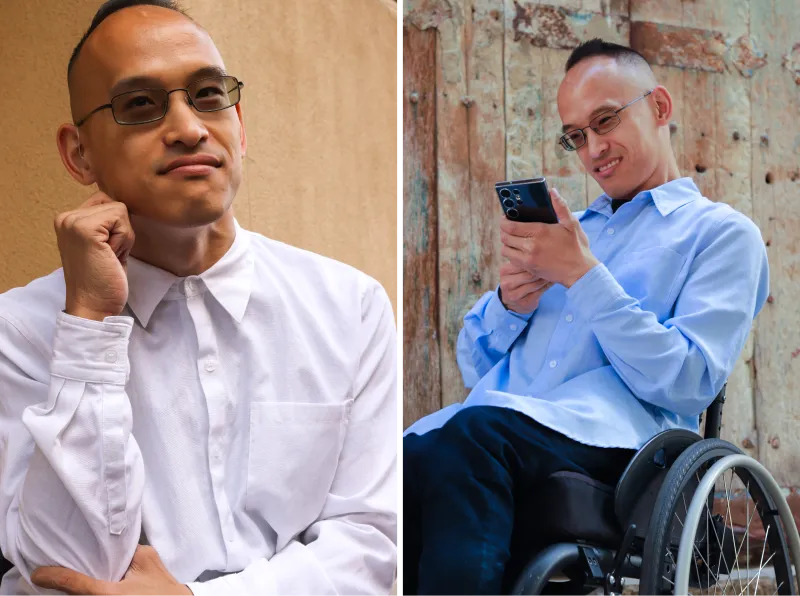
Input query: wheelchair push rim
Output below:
<box><xmin>640</xmin><ymin>439</ymin><xmax>799</xmax><ymax>595</ymax></box>
<box><xmin>675</xmin><ymin>454</ymin><xmax>800</xmax><ymax>596</ymax></box>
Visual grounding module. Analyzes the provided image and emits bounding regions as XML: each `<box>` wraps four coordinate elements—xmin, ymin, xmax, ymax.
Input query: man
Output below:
<box><xmin>404</xmin><ymin>38</ymin><xmax>769</xmax><ymax>594</ymax></box>
<box><xmin>0</xmin><ymin>1</ymin><xmax>396</xmax><ymax>594</ymax></box>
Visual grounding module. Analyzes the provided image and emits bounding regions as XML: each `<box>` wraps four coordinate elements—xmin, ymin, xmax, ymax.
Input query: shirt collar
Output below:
<box><xmin>582</xmin><ymin>177</ymin><xmax>700</xmax><ymax>219</ymax></box>
<box><xmin>125</xmin><ymin>219</ymin><xmax>254</xmax><ymax>328</ymax></box>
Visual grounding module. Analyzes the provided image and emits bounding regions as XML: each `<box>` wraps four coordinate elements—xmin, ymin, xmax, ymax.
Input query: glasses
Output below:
<box><xmin>558</xmin><ymin>90</ymin><xmax>652</xmax><ymax>151</ymax></box>
<box><xmin>74</xmin><ymin>75</ymin><xmax>244</xmax><ymax>127</ymax></box>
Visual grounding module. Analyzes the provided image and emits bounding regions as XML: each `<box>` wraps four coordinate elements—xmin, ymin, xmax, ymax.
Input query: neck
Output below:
<box><xmin>615</xmin><ymin>145</ymin><xmax>681</xmax><ymax>202</ymax></box>
<box><xmin>128</xmin><ymin>210</ymin><xmax>237</xmax><ymax>277</ymax></box>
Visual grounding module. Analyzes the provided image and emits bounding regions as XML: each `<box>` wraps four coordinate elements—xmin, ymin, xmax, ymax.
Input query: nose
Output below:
<box><xmin>161</xmin><ymin>90</ymin><xmax>209</xmax><ymax>149</ymax></box>
<box><xmin>584</xmin><ymin>128</ymin><xmax>609</xmax><ymax>160</ymax></box>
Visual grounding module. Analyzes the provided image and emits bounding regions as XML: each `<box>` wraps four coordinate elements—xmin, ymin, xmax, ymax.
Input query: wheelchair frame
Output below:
<box><xmin>510</xmin><ymin>384</ymin><xmax>799</xmax><ymax>595</ymax></box>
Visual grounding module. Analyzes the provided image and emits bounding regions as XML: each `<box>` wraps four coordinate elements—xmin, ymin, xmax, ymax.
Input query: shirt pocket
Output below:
<box><xmin>246</xmin><ymin>400</ymin><xmax>352</xmax><ymax>542</ymax></box>
<box><xmin>611</xmin><ymin>247</ymin><xmax>687</xmax><ymax>319</ymax></box>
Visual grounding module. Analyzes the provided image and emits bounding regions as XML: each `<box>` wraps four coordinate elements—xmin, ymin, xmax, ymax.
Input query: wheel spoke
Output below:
<box><xmin>722</xmin><ymin>489</ymin><xmax>759</xmax><ymax>596</ymax></box>
<box><xmin>737</xmin><ymin>549</ymin><xmax>775</xmax><ymax>595</ymax></box>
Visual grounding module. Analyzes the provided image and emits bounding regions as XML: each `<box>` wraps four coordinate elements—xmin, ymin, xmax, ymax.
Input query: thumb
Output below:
<box><xmin>550</xmin><ymin>188</ymin><xmax>574</xmax><ymax>226</ymax></box>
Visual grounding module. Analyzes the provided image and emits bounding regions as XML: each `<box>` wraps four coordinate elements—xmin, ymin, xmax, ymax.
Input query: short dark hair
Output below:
<box><xmin>565</xmin><ymin>38</ymin><xmax>650</xmax><ymax>73</ymax></box>
<box><xmin>67</xmin><ymin>0</ymin><xmax>189</xmax><ymax>78</ymax></box>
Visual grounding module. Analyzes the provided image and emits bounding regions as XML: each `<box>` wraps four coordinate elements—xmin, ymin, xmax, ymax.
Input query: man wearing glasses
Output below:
<box><xmin>403</xmin><ymin>39</ymin><xmax>768</xmax><ymax>594</ymax></box>
<box><xmin>0</xmin><ymin>1</ymin><xmax>396</xmax><ymax>594</ymax></box>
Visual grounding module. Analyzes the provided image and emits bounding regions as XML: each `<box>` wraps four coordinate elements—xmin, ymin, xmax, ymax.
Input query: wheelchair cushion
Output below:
<box><xmin>530</xmin><ymin>471</ymin><xmax>622</xmax><ymax>547</ymax></box>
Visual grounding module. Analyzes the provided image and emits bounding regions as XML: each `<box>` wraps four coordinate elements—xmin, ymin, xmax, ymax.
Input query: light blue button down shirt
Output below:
<box><xmin>405</xmin><ymin>178</ymin><xmax>769</xmax><ymax>449</ymax></box>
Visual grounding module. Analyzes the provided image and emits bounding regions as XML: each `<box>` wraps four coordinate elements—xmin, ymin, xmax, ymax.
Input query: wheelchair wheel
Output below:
<box><xmin>639</xmin><ymin>439</ymin><xmax>799</xmax><ymax>595</ymax></box>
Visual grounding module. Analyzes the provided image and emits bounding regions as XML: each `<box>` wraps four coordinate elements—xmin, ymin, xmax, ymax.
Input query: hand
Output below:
<box><xmin>55</xmin><ymin>192</ymin><xmax>135</xmax><ymax>321</ymax></box>
<box><xmin>499</xmin><ymin>188</ymin><xmax>599</xmax><ymax>288</ymax></box>
<box><xmin>499</xmin><ymin>262</ymin><xmax>553</xmax><ymax>314</ymax></box>
<box><xmin>31</xmin><ymin>545</ymin><xmax>192</xmax><ymax>595</ymax></box>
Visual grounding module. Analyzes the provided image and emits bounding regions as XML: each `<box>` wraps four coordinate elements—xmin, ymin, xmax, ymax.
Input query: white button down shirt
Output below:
<box><xmin>0</xmin><ymin>221</ymin><xmax>397</xmax><ymax>594</ymax></box>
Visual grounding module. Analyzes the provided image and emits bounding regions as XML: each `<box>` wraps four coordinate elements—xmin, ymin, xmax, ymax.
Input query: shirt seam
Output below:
<box><xmin>0</xmin><ymin>313</ymin><xmax>51</xmax><ymax>363</ymax></box>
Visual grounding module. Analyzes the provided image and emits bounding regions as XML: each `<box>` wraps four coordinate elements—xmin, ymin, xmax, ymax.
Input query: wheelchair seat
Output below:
<box><xmin>530</xmin><ymin>471</ymin><xmax>621</xmax><ymax>548</ymax></box>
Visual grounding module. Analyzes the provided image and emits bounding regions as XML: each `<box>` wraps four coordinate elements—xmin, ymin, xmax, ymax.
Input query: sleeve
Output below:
<box><xmin>565</xmin><ymin>212</ymin><xmax>769</xmax><ymax>417</ymax></box>
<box><xmin>0</xmin><ymin>312</ymin><xmax>145</xmax><ymax>591</ymax></box>
<box><xmin>456</xmin><ymin>289</ymin><xmax>534</xmax><ymax>388</ymax></box>
<box><xmin>188</xmin><ymin>282</ymin><xmax>397</xmax><ymax>595</ymax></box>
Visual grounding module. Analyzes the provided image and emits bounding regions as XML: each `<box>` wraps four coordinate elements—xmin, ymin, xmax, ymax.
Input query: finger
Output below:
<box><xmin>499</xmin><ymin>218</ymin><xmax>545</xmax><ymax>238</ymax></box>
<box><xmin>549</xmin><ymin>188</ymin><xmax>574</xmax><ymax>226</ymax></box>
<box><xmin>500</xmin><ymin>262</ymin><xmax>529</xmax><ymax>277</ymax></box>
<box><xmin>499</xmin><ymin>230</ymin><xmax>529</xmax><ymax>251</ymax></box>
<box><xmin>501</xmin><ymin>270</ymin><xmax>542</xmax><ymax>291</ymax></box>
<box><xmin>31</xmin><ymin>567</ymin><xmax>112</xmax><ymax>595</ymax></box>
<box><xmin>501</xmin><ymin>244</ymin><xmax>531</xmax><ymax>271</ymax></box>
<box><xmin>505</xmin><ymin>280</ymin><xmax>551</xmax><ymax>303</ymax></box>
<box><xmin>516</xmin><ymin>281</ymin><xmax>554</xmax><ymax>302</ymax></box>
<box><xmin>80</xmin><ymin>191</ymin><xmax>115</xmax><ymax>209</ymax></box>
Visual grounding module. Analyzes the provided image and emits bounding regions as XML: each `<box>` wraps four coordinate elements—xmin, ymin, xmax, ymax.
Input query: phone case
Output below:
<box><xmin>494</xmin><ymin>177</ymin><xmax>557</xmax><ymax>223</ymax></box>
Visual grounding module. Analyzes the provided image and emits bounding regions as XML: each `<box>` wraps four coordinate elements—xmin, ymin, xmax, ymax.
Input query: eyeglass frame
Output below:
<box><xmin>558</xmin><ymin>89</ymin><xmax>653</xmax><ymax>151</ymax></box>
<box><xmin>73</xmin><ymin>75</ymin><xmax>245</xmax><ymax>127</ymax></box>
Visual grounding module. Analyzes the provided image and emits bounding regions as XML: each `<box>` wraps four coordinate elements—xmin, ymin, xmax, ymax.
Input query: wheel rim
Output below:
<box><xmin>659</xmin><ymin>464</ymin><xmax>794</xmax><ymax>595</ymax></box>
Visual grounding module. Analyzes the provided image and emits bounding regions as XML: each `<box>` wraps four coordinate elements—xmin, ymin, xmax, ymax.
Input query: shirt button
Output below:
<box><xmin>607</xmin><ymin>228</ymin><xmax>615</xmax><ymax>235</ymax></box>
<box><xmin>205</xmin><ymin>360</ymin><xmax>217</xmax><ymax>373</ymax></box>
<box><xmin>510</xmin><ymin>324</ymin><xmax>518</xmax><ymax>331</ymax></box>
<box><xmin>105</xmin><ymin>350</ymin><xmax>117</xmax><ymax>363</ymax></box>
<box><xmin>549</xmin><ymin>360</ymin><xmax>558</xmax><ymax>368</ymax></box>
<box><xmin>565</xmin><ymin>314</ymin><xmax>574</xmax><ymax>323</ymax></box>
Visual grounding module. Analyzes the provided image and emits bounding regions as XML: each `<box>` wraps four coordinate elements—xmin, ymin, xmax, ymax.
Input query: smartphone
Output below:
<box><xmin>495</xmin><ymin>177</ymin><xmax>557</xmax><ymax>223</ymax></box>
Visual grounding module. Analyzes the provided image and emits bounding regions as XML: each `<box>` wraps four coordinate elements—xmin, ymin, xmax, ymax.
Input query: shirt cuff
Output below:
<box><xmin>49</xmin><ymin>312</ymin><xmax>134</xmax><ymax>385</ymax></box>
<box><xmin>486</xmin><ymin>288</ymin><xmax>535</xmax><ymax>326</ymax></box>
<box><xmin>566</xmin><ymin>264</ymin><xmax>628</xmax><ymax>321</ymax></box>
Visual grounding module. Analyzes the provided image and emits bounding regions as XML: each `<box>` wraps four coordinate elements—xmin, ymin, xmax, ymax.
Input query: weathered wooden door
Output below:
<box><xmin>403</xmin><ymin>0</ymin><xmax>800</xmax><ymax>488</ymax></box>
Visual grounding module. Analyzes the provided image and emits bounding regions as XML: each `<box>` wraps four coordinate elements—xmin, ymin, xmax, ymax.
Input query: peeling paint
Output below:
<box><xmin>404</xmin><ymin>0</ymin><xmax>454</xmax><ymax>30</ymax></box>
<box><xmin>783</xmin><ymin>42</ymin><xmax>800</xmax><ymax>85</ymax></box>
<box><xmin>631</xmin><ymin>21</ymin><xmax>726</xmax><ymax>72</ymax></box>
<box><xmin>729</xmin><ymin>34</ymin><xmax>768</xmax><ymax>78</ymax></box>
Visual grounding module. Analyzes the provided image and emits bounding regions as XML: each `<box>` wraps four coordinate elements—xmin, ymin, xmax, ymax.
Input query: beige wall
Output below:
<box><xmin>0</xmin><ymin>0</ymin><xmax>397</xmax><ymax>311</ymax></box>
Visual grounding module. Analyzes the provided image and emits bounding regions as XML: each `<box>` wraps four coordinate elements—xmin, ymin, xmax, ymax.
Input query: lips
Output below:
<box><xmin>160</xmin><ymin>154</ymin><xmax>221</xmax><ymax>174</ymax></box>
<box><xmin>594</xmin><ymin>157</ymin><xmax>622</xmax><ymax>178</ymax></box>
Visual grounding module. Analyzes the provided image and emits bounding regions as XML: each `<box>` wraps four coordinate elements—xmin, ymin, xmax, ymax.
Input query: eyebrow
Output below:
<box><xmin>109</xmin><ymin>65</ymin><xmax>229</xmax><ymax>97</ymax></box>
<box><xmin>561</xmin><ymin>103</ymin><xmax>619</xmax><ymax>133</ymax></box>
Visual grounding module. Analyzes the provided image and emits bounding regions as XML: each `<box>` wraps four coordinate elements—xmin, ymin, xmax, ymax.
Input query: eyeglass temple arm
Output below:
<box><xmin>74</xmin><ymin>103</ymin><xmax>113</xmax><ymax>127</ymax></box>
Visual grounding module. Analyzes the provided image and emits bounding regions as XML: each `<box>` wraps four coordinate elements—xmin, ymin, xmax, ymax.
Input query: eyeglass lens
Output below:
<box><xmin>111</xmin><ymin>76</ymin><xmax>240</xmax><ymax>124</ymax></box>
<box><xmin>562</xmin><ymin>112</ymin><xmax>621</xmax><ymax>150</ymax></box>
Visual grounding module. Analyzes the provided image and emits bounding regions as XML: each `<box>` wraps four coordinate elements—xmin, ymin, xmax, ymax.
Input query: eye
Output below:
<box><xmin>124</xmin><ymin>94</ymin><xmax>156</xmax><ymax>109</ymax></box>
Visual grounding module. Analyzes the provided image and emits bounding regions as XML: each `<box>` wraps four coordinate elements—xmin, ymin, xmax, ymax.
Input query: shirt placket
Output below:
<box><xmin>183</xmin><ymin>277</ymin><xmax>237</xmax><ymax>546</ymax></box>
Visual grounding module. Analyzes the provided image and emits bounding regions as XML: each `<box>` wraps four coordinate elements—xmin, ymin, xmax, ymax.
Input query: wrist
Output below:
<box><xmin>65</xmin><ymin>304</ymin><xmax>120</xmax><ymax>322</ymax></box>
<box><xmin>563</xmin><ymin>257</ymin><xmax>600</xmax><ymax>288</ymax></box>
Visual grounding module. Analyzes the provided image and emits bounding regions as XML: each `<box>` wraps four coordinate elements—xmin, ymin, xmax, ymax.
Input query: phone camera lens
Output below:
<box><xmin>502</xmin><ymin>198</ymin><xmax>515</xmax><ymax>209</ymax></box>
<box><xmin>507</xmin><ymin>208</ymin><xmax>519</xmax><ymax>219</ymax></box>
<box><xmin>499</xmin><ymin>189</ymin><xmax>511</xmax><ymax>199</ymax></box>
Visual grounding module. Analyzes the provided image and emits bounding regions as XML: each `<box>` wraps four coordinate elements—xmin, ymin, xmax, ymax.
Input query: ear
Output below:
<box><xmin>56</xmin><ymin>124</ymin><xmax>96</xmax><ymax>186</ymax></box>
<box><xmin>235</xmin><ymin>103</ymin><xmax>247</xmax><ymax>156</ymax></box>
<box><xmin>651</xmin><ymin>85</ymin><xmax>673</xmax><ymax>128</ymax></box>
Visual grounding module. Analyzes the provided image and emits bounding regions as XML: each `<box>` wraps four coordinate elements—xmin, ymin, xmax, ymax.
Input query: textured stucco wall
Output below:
<box><xmin>0</xmin><ymin>0</ymin><xmax>397</xmax><ymax>311</ymax></box>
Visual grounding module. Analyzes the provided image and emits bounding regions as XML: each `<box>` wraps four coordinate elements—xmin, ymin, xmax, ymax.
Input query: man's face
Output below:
<box><xmin>69</xmin><ymin>7</ymin><xmax>246</xmax><ymax>227</ymax></box>
<box><xmin>557</xmin><ymin>57</ymin><xmax>659</xmax><ymax>200</ymax></box>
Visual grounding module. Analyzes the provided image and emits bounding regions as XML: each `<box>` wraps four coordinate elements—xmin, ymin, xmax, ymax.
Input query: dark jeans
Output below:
<box><xmin>404</xmin><ymin>406</ymin><xmax>636</xmax><ymax>595</ymax></box>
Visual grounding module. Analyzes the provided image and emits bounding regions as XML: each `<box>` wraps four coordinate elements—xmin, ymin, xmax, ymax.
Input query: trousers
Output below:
<box><xmin>404</xmin><ymin>405</ymin><xmax>636</xmax><ymax>594</ymax></box>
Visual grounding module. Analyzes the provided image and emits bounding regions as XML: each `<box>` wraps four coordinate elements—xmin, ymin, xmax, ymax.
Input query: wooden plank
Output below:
<box><xmin>429</xmin><ymin>0</ymin><xmax>469</xmax><ymax>409</ymax></box>
<box><xmin>682</xmin><ymin>70</ymin><xmax>718</xmax><ymax>200</ymax></box>
<box><xmin>510</xmin><ymin>1</ymin><xmax>630</xmax><ymax>50</ymax></box>
<box><xmin>504</xmin><ymin>0</ymin><xmax>544</xmax><ymax>181</ymax></box>
<box><xmin>541</xmin><ymin>47</ymin><xmax>587</xmax><ymax>211</ymax></box>
<box><xmin>630</xmin><ymin>21</ymin><xmax>727</xmax><ymax>73</ymax></box>
<box><xmin>752</xmin><ymin>0</ymin><xmax>800</xmax><ymax>488</ymax></box>
<box><xmin>438</xmin><ymin>0</ymin><xmax>507</xmax><ymax>407</ymax></box>
<box><xmin>705</xmin><ymin>1</ymin><xmax>758</xmax><ymax>461</ymax></box>
<box><xmin>629</xmin><ymin>0</ymin><xmax>683</xmax><ymax>26</ymax></box>
<box><xmin>403</xmin><ymin>25</ymin><xmax>441</xmax><ymax>428</ymax></box>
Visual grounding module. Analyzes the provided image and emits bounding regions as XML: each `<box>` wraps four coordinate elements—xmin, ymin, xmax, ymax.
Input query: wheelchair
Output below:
<box><xmin>511</xmin><ymin>385</ymin><xmax>800</xmax><ymax>595</ymax></box>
